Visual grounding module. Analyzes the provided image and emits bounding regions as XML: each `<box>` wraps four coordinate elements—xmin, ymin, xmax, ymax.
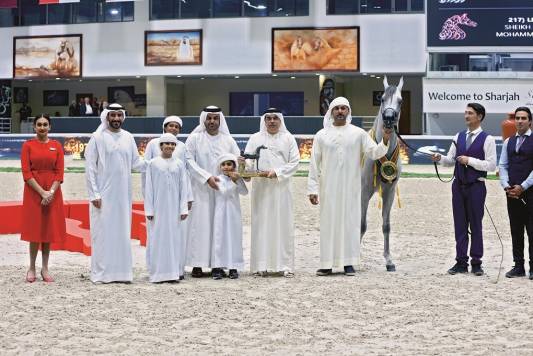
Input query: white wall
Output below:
<box><xmin>0</xmin><ymin>1</ymin><xmax>427</xmax><ymax>78</ymax></box>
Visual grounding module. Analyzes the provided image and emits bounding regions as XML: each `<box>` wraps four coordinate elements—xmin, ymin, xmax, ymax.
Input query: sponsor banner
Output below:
<box><xmin>423</xmin><ymin>79</ymin><xmax>533</xmax><ymax>113</ymax></box>
<box><xmin>427</xmin><ymin>0</ymin><xmax>533</xmax><ymax>47</ymax></box>
<box><xmin>0</xmin><ymin>134</ymin><xmax>503</xmax><ymax>165</ymax></box>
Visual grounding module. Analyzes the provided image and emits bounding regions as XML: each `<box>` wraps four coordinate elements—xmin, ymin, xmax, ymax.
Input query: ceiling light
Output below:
<box><xmin>272</xmin><ymin>74</ymin><xmax>278</xmax><ymax>77</ymax></box>
<box><xmin>290</xmin><ymin>76</ymin><xmax>296</xmax><ymax>79</ymax></box>
<box><xmin>55</xmin><ymin>77</ymin><xmax>60</xmax><ymax>80</ymax></box>
<box><xmin>234</xmin><ymin>75</ymin><xmax>239</xmax><ymax>79</ymax></box>
<box><xmin>176</xmin><ymin>75</ymin><xmax>182</xmax><ymax>77</ymax></box>
<box><xmin>136</xmin><ymin>75</ymin><xmax>141</xmax><ymax>78</ymax></box>
<box><xmin>110</xmin><ymin>9</ymin><xmax>119</xmax><ymax>15</ymax></box>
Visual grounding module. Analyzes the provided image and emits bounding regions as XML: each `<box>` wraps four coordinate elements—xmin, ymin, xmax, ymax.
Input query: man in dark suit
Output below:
<box><xmin>499</xmin><ymin>106</ymin><xmax>533</xmax><ymax>280</ymax></box>
<box><xmin>431</xmin><ymin>103</ymin><xmax>497</xmax><ymax>276</ymax></box>
<box><xmin>79</xmin><ymin>97</ymin><xmax>95</xmax><ymax>116</ymax></box>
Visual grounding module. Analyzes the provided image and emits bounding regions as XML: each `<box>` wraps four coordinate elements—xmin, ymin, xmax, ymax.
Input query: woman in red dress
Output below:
<box><xmin>21</xmin><ymin>114</ymin><xmax>66</xmax><ymax>283</ymax></box>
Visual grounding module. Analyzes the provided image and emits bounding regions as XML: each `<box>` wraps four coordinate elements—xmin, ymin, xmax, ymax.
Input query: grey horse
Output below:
<box><xmin>361</xmin><ymin>76</ymin><xmax>404</xmax><ymax>272</ymax></box>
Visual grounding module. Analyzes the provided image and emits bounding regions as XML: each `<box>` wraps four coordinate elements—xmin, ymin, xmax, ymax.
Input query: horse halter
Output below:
<box><xmin>382</xmin><ymin>107</ymin><xmax>398</xmax><ymax>129</ymax></box>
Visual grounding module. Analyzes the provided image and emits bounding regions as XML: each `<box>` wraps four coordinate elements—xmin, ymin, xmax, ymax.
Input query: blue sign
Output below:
<box><xmin>427</xmin><ymin>0</ymin><xmax>533</xmax><ymax>47</ymax></box>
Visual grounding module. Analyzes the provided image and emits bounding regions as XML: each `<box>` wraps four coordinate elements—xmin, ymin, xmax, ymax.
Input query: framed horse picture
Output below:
<box><xmin>272</xmin><ymin>27</ymin><xmax>359</xmax><ymax>72</ymax></box>
<box><xmin>13</xmin><ymin>34</ymin><xmax>82</xmax><ymax>79</ymax></box>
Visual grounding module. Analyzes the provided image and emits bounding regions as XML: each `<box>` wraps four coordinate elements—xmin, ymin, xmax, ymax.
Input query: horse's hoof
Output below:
<box><xmin>386</xmin><ymin>264</ymin><xmax>396</xmax><ymax>272</ymax></box>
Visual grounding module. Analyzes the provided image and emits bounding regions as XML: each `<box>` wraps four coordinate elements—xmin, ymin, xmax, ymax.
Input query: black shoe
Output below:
<box><xmin>212</xmin><ymin>268</ymin><xmax>223</xmax><ymax>280</ymax></box>
<box><xmin>344</xmin><ymin>265</ymin><xmax>355</xmax><ymax>276</ymax></box>
<box><xmin>505</xmin><ymin>266</ymin><xmax>525</xmax><ymax>278</ymax></box>
<box><xmin>179</xmin><ymin>275</ymin><xmax>184</xmax><ymax>281</ymax></box>
<box><xmin>529</xmin><ymin>271</ymin><xmax>533</xmax><ymax>280</ymax></box>
<box><xmin>191</xmin><ymin>267</ymin><xmax>203</xmax><ymax>278</ymax></box>
<box><xmin>220</xmin><ymin>269</ymin><xmax>228</xmax><ymax>278</ymax></box>
<box><xmin>448</xmin><ymin>263</ymin><xmax>468</xmax><ymax>275</ymax></box>
<box><xmin>471</xmin><ymin>264</ymin><xmax>484</xmax><ymax>276</ymax></box>
<box><xmin>228</xmin><ymin>269</ymin><xmax>239</xmax><ymax>279</ymax></box>
<box><xmin>316</xmin><ymin>268</ymin><xmax>332</xmax><ymax>276</ymax></box>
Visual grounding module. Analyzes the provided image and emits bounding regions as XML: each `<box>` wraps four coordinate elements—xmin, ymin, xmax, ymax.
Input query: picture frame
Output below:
<box><xmin>43</xmin><ymin>90</ymin><xmax>69</xmax><ymax>106</ymax></box>
<box><xmin>145</xmin><ymin>30</ymin><xmax>203</xmax><ymax>66</ymax></box>
<box><xmin>76</xmin><ymin>93</ymin><xmax>93</xmax><ymax>103</ymax></box>
<box><xmin>272</xmin><ymin>27</ymin><xmax>359</xmax><ymax>72</ymax></box>
<box><xmin>13</xmin><ymin>34</ymin><xmax>82</xmax><ymax>79</ymax></box>
<box><xmin>13</xmin><ymin>87</ymin><xmax>28</xmax><ymax>104</ymax></box>
<box><xmin>108</xmin><ymin>86</ymin><xmax>135</xmax><ymax>105</ymax></box>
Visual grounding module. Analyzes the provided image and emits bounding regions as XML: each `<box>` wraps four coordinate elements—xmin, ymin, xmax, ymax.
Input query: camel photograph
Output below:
<box><xmin>272</xmin><ymin>27</ymin><xmax>359</xmax><ymax>72</ymax></box>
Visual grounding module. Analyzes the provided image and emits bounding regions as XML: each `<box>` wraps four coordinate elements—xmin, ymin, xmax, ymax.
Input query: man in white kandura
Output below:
<box><xmin>244</xmin><ymin>108</ymin><xmax>300</xmax><ymax>278</ymax></box>
<box><xmin>185</xmin><ymin>106</ymin><xmax>240</xmax><ymax>277</ymax></box>
<box><xmin>307</xmin><ymin>97</ymin><xmax>391</xmax><ymax>276</ymax></box>
<box><xmin>142</xmin><ymin>115</ymin><xmax>193</xmax><ymax>279</ymax></box>
<box><xmin>144</xmin><ymin>133</ymin><xmax>189</xmax><ymax>283</ymax></box>
<box><xmin>85</xmin><ymin>103</ymin><xmax>146</xmax><ymax>283</ymax></box>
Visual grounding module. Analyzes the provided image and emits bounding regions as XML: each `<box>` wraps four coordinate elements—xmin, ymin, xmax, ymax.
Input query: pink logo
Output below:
<box><xmin>439</xmin><ymin>13</ymin><xmax>478</xmax><ymax>40</ymax></box>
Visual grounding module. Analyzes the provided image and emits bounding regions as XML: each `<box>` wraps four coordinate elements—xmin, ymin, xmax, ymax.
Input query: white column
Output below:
<box><xmin>146</xmin><ymin>76</ymin><xmax>166</xmax><ymax>116</ymax></box>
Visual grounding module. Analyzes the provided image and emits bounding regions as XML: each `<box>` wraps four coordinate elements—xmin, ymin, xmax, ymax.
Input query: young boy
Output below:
<box><xmin>144</xmin><ymin>133</ymin><xmax>189</xmax><ymax>283</ymax></box>
<box><xmin>211</xmin><ymin>153</ymin><xmax>248</xmax><ymax>280</ymax></box>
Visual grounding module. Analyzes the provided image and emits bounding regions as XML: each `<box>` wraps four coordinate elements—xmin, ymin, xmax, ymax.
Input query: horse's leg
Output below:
<box><xmin>381</xmin><ymin>182</ymin><xmax>397</xmax><ymax>271</ymax></box>
<box><xmin>360</xmin><ymin>177</ymin><xmax>374</xmax><ymax>242</ymax></box>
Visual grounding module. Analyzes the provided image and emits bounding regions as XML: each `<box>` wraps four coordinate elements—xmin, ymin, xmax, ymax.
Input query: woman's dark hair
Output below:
<box><xmin>33</xmin><ymin>114</ymin><xmax>51</xmax><ymax>125</ymax></box>
<box><xmin>467</xmin><ymin>103</ymin><xmax>486</xmax><ymax>121</ymax></box>
<box><xmin>515</xmin><ymin>106</ymin><xmax>532</xmax><ymax>121</ymax></box>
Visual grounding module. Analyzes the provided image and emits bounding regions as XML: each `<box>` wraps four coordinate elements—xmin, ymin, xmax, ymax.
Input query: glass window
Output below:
<box><xmin>20</xmin><ymin>0</ymin><xmax>45</xmax><ymax>26</ymax></box>
<box><xmin>294</xmin><ymin>0</ymin><xmax>308</xmax><ymax>15</ymax></box>
<box><xmin>411</xmin><ymin>0</ymin><xmax>423</xmax><ymax>11</ymax></box>
<box><xmin>394</xmin><ymin>0</ymin><xmax>407</xmax><ymax>12</ymax></box>
<box><xmin>121</xmin><ymin>1</ymin><xmax>133</xmax><ymax>21</ymax></box>
<box><xmin>327</xmin><ymin>0</ymin><xmax>359</xmax><ymax>14</ymax></box>
<box><xmin>74</xmin><ymin>0</ymin><xmax>97</xmax><ymax>23</ymax></box>
<box><xmin>150</xmin><ymin>0</ymin><xmax>177</xmax><ymax>20</ymax></box>
<box><xmin>360</xmin><ymin>0</ymin><xmax>391</xmax><ymax>13</ymax></box>
<box><xmin>0</xmin><ymin>8</ymin><xmax>17</xmax><ymax>27</ymax></box>
<box><xmin>104</xmin><ymin>2</ymin><xmax>123</xmax><ymax>22</ymax></box>
<box><xmin>180</xmin><ymin>0</ymin><xmax>211</xmax><ymax>18</ymax></box>
<box><xmin>214</xmin><ymin>0</ymin><xmax>242</xmax><ymax>17</ymax></box>
<box><xmin>47</xmin><ymin>3</ymin><xmax>72</xmax><ymax>24</ymax></box>
<box><xmin>243</xmin><ymin>0</ymin><xmax>267</xmax><ymax>17</ymax></box>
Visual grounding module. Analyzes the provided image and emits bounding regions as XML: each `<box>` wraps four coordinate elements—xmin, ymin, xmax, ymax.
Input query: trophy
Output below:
<box><xmin>238</xmin><ymin>145</ymin><xmax>267</xmax><ymax>178</ymax></box>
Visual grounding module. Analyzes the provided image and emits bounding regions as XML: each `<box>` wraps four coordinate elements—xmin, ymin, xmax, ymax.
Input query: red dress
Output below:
<box><xmin>20</xmin><ymin>139</ymin><xmax>66</xmax><ymax>243</ymax></box>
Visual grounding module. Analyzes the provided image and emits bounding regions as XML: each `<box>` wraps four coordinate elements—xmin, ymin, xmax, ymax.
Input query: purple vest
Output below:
<box><xmin>455</xmin><ymin>130</ymin><xmax>488</xmax><ymax>184</ymax></box>
<box><xmin>507</xmin><ymin>134</ymin><xmax>533</xmax><ymax>187</ymax></box>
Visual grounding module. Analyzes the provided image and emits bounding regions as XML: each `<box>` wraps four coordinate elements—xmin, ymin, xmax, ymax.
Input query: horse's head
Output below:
<box><xmin>458</xmin><ymin>13</ymin><xmax>477</xmax><ymax>27</ymax></box>
<box><xmin>380</xmin><ymin>76</ymin><xmax>404</xmax><ymax>130</ymax></box>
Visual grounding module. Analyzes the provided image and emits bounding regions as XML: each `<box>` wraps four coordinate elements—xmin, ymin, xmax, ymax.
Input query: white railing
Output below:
<box><xmin>0</xmin><ymin>118</ymin><xmax>11</xmax><ymax>133</ymax></box>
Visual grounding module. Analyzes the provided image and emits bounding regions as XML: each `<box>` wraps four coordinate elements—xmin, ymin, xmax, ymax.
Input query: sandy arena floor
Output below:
<box><xmin>0</xmin><ymin>169</ymin><xmax>532</xmax><ymax>355</ymax></box>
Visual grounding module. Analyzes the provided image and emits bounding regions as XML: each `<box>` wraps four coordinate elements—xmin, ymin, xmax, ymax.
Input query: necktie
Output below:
<box><xmin>466</xmin><ymin>132</ymin><xmax>474</xmax><ymax>150</ymax></box>
<box><xmin>516</xmin><ymin>135</ymin><xmax>525</xmax><ymax>153</ymax></box>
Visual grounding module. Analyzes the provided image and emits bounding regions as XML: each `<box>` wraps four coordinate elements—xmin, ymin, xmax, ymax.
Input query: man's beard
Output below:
<box><xmin>110</xmin><ymin>120</ymin><xmax>122</xmax><ymax>129</ymax></box>
<box><xmin>335</xmin><ymin>114</ymin><xmax>347</xmax><ymax>120</ymax></box>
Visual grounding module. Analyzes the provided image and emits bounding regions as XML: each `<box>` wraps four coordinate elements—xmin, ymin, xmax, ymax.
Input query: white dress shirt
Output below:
<box><xmin>439</xmin><ymin>127</ymin><xmax>497</xmax><ymax>180</ymax></box>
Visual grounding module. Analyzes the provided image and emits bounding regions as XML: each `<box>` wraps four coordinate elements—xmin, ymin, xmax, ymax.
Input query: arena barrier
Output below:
<box><xmin>0</xmin><ymin>134</ymin><xmax>504</xmax><ymax>164</ymax></box>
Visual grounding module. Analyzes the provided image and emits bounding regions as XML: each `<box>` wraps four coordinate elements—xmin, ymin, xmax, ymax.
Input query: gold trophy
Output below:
<box><xmin>238</xmin><ymin>145</ymin><xmax>267</xmax><ymax>178</ymax></box>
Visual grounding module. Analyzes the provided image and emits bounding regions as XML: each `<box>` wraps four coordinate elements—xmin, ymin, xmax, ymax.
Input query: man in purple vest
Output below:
<box><xmin>432</xmin><ymin>103</ymin><xmax>497</xmax><ymax>276</ymax></box>
<box><xmin>499</xmin><ymin>106</ymin><xmax>533</xmax><ymax>280</ymax></box>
